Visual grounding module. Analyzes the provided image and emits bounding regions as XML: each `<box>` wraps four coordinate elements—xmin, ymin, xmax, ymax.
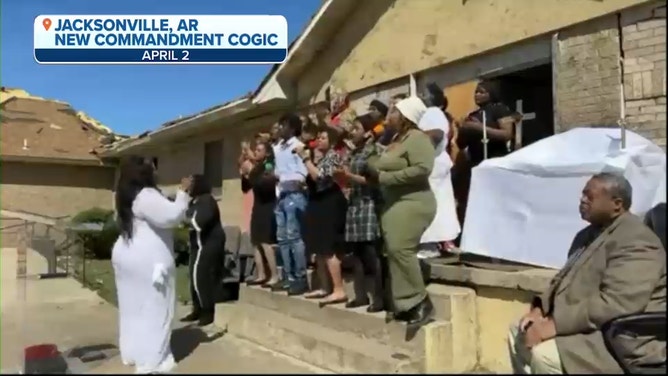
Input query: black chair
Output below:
<box><xmin>215</xmin><ymin>226</ymin><xmax>244</xmax><ymax>302</ymax></box>
<box><xmin>644</xmin><ymin>203</ymin><xmax>666</xmax><ymax>251</ymax></box>
<box><xmin>602</xmin><ymin>312</ymin><xmax>666</xmax><ymax>374</ymax></box>
<box><xmin>602</xmin><ymin>203</ymin><xmax>666</xmax><ymax>374</ymax></box>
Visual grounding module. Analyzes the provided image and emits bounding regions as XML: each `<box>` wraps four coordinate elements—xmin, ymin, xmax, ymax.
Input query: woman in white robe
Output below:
<box><xmin>112</xmin><ymin>156</ymin><xmax>192</xmax><ymax>374</ymax></box>
<box><xmin>418</xmin><ymin>85</ymin><xmax>461</xmax><ymax>245</ymax></box>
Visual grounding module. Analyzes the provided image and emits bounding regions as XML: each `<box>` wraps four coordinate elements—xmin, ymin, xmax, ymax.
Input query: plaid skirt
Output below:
<box><xmin>344</xmin><ymin>197</ymin><xmax>380</xmax><ymax>243</ymax></box>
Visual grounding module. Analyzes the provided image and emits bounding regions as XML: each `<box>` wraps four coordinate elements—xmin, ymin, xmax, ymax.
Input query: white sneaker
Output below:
<box><xmin>134</xmin><ymin>354</ymin><xmax>176</xmax><ymax>374</ymax></box>
<box><xmin>417</xmin><ymin>249</ymin><xmax>440</xmax><ymax>259</ymax></box>
<box><xmin>201</xmin><ymin>323</ymin><xmax>226</xmax><ymax>339</ymax></box>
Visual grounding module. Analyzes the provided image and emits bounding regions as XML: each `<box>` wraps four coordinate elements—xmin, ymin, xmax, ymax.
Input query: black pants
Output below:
<box><xmin>350</xmin><ymin>241</ymin><xmax>388</xmax><ymax>305</ymax></box>
<box><xmin>379</xmin><ymin>249</ymin><xmax>396</xmax><ymax>313</ymax></box>
<box><xmin>189</xmin><ymin>242</ymin><xmax>224</xmax><ymax>319</ymax></box>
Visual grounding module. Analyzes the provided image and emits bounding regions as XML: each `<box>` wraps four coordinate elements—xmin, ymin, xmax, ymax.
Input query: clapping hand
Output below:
<box><xmin>239</xmin><ymin>159</ymin><xmax>254</xmax><ymax>177</ymax></box>
<box><xmin>333</xmin><ymin>165</ymin><xmax>350</xmax><ymax>176</ymax></box>
<box><xmin>241</xmin><ymin>140</ymin><xmax>251</xmax><ymax>152</ymax></box>
<box><xmin>460</xmin><ymin>116</ymin><xmax>483</xmax><ymax>132</ymax></box>
<box><xmin>293</xmin><ymin>144</ymin><xmax>310</xmax><ymax>160</ymax></box>
<box><xmin>180</xmin><ymin>176</ymin><xmax>193</xmax><ymax>192</ymax></box>
<box><xmin>364</xmin><ymin>165</ymin><xmax>380</xmax><ymax>184</ymax></box>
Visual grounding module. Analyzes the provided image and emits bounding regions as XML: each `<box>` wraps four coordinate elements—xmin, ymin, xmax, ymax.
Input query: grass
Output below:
<box><xmin>72</xmin><ymin>258</ymin><xmax>192</xmax><ymax>307</ymax></box>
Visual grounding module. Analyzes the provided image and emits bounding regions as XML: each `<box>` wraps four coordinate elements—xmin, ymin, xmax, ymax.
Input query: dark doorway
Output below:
<box><xmin>497</xmin><ymin>64</ymin><xmax>554</xmax><ymax>148</ymax></box>
<box><xmin>203</xmin><ymin>139</ymin><xmax>223</xmax><ymax>196</ymax></box>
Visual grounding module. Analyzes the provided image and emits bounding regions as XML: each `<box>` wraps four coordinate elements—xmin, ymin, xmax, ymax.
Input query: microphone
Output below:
<box><xmin>292</xmin><ymin>140</ymin><xmax>317</xmax><ymax>153</ymax></box>
<box><xmin>364</xmin><ymin>124</ymin><xmax>385</xmax><ymax>142</ymax></box>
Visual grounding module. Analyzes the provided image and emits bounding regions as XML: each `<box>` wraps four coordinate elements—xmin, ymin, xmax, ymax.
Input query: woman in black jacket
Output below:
<box><xmin>245</xmin><ymin>141</ymin><xmax>280</xmax><ymax>287</ymax></box>
<box><xmin>180</xmin><ymin>174</ymin><xmax>226</xmax><ymax>327</ymax></box>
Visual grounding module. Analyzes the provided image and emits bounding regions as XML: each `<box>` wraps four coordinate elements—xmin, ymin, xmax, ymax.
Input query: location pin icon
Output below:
<box><xmin>43</xmin><ymin>18</ymin><xmax>52</xmax><ymax>31</ymax></box>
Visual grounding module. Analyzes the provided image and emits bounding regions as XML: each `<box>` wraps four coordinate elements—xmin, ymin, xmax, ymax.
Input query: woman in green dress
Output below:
<box><xmin>367</xmin><ymin>96</ymin><xmax>437</xmax><ymax>328</ymax></box>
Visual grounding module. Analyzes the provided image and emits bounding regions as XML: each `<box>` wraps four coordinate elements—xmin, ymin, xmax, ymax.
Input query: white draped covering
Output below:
<box><xmin>112</xmin><ymin>188</ymin><xmax>190</xmax><ymax>374</ymax></box>
<box><xmin>461</xmin><ymin>128</ymin><xmax>667</xmax><ymax>269</ymax></box>
<box><xmin>418</xmin><ymin>107</ymin><xmax>461</xmax><ymax>243</ymax></box>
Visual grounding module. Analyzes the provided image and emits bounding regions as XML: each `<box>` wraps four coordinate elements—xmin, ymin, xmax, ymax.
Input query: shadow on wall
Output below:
<box><xmin>296</xmin><ymin>0</ymin><xmax>397</xmax><ymax>103</ymax></box>
<box><xmin>1</xmin><ymin>161</ymin><xmax>116</xmax><ymax>190</ymax></box>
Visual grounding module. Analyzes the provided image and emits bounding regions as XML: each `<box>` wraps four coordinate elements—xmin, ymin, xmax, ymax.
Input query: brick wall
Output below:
<box><xmin>1</xmin><ymin>161</ymin><xmax>115</xmax><ymax>218</ymax></box>
<box><xmin>621</xmin><ymin>3</ymin><xmax>666</xmax><ymax>147</ymax></box>
<box><xmin>554</xmin><ymin>15</ymin><xmax>622</xmax><ymax>132</ymax></box>
<box><xmin>554</xmin><ymin>1</ymin><xmax>667</xmax><ymax>149</ymax></box>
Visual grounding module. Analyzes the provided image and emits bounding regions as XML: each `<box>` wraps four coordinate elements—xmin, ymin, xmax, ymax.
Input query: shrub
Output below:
<box><xmin>69</xmin><ymin>207</ymin><xmax>118</xmax><ymax>259</ymax></box>
<box><xmin>69</xmin><ymin>207</ymin><xmax>191</xmax><ymax>261</ymax></box>
<box><xmin>174</xmin><ymin>224</ymin><xmax>191</xmax><ymax>266</ymax></box>
<box><xmin>70</xmin><ymin>207</ymin><xmax>113</xmax><ymax>225</ymax></box>
<box><xmin>173</xmin><ymin>225</ymin><xmax>190</xmax><ymax>253</ymax></box>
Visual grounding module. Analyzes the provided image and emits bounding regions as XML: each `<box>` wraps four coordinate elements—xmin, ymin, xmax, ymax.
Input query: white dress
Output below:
<box><xmin>418</xmin><ymin>107</ymin><xmax>461</xmax><ymax>243</ymax></box>
<box><xmin>111</xmin><ymin>188</ymin><xmax>190</xmax><ymax>374</ymax></box>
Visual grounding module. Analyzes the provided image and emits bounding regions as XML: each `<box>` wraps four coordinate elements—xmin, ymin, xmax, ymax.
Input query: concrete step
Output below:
<box><xmin>216</xmin><ymin>301</ymin><xmax>423</xmax><ymax>373</ymax></box>
<box><xmin>216</xmin><ymin>283</ymin><xmax>479</xmax><ymax>373</ymax></box>
<box><xmin>238</xmin><ymin>284</ymin><xmax>442</xmax><ymax>357</ymax></box>
<box><xmin>282</xmin><ymin>268</ymin><xmax>465</xmax><ymax>322</ymax></box>
<box><xmin>241</xmin><ymin>282</ymin><xmax>471</xmax><ymax>325</ymax></box>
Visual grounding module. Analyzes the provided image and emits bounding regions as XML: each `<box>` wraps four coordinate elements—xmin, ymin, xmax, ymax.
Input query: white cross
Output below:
<box><xmin>513</xmin><ymin>99</ymin><xmax>536</xmax><ymax>149</ymax></box>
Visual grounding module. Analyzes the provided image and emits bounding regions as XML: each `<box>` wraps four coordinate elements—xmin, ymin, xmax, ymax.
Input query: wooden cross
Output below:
<box><xmin>513</xmin><ymin>99</ymin><xmax>536</xmax><ymax>149</ymax></box>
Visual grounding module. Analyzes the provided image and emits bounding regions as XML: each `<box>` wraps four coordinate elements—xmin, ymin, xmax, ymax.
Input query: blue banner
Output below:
<box><xmin>34</xmin><ymin>48</ymin><xmax>287</xmax><ymax>64</ymax></box>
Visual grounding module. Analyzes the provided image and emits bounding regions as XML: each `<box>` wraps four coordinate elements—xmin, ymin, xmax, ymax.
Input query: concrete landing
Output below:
<box><xmin>215</xmin><ymin>284</ymin><xmax>478</xmax><ymax>374</ymax></box>
<box><xmin>1</xmin><ymin>247</ymin><xmax>321</xmax><ymax>375</ymax></box>
<box><xmin>87</xmin><ymin>325</ymin><xmax>327</xmax><ymax>374</ymax></box>
<box><xmin>1</xmin><ymin>247</ymin><xmax>119</xmax><ymax>374</ymax></box>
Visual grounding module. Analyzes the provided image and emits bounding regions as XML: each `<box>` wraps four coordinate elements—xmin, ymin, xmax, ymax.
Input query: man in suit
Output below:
<box><xmin>508</xmin><ymin>172</ymin><xmax>666</xmax><ymax>374</ymax></box>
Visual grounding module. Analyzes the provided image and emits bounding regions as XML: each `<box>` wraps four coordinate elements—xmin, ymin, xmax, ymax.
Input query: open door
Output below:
<box><xmin>443</xmin><ymin>81</ymin><xmax>478</xmax><ymax>234</ymax></box>
<box><xmin>444</xmin><ymin>81</ymin><xmax>478</xmax><ymax>159</ymax></box>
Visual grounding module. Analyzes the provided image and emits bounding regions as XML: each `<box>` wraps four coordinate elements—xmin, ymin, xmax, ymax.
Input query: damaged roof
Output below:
<box><xmin>104</xmin><ymin>92</ymin><xmax>253</xmax><ymax>154</ymax></box>
<box><xmin>0</xmin><ymin>87</ymin><xmax>127</xmax><ymax>163</ymax></box>
<box><xmin>157</xmin><ymin>92</ymin><xmax>253</xmax><ymax>130</ymax></box>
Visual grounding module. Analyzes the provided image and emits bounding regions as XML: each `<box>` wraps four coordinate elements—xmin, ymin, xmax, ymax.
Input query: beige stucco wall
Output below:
<box><xmin>474</xmin><ymin>287</ymin><xmax>534</xmax><ymax>373</ymax></box>
<box><xmin>297</xmin><ymin>0</ymin><xmax>652</xmax><ymax>103</ymax></box>
<box><xmin>348</xmin><ymin>77</ymin><xmax>410</xmax><ymax>114</ymax></box>
<box><xmin>1</xmin><ymin>161</ymin><xmax>115</xmax><ymax>218</ymax></box>
<box><xmin>429</xmin><ymin>264</ymin><xmax>557</xmax><ymax>373</ymax></box>
<box><xmin>138</xmin><ymin>113</ymin><xmax>279</xmax><ymax>228</ymax></box>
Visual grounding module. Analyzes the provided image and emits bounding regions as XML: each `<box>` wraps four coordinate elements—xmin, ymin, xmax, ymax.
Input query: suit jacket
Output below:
<box><xmin>533</xmin><ymin>212</ymin><xmax>666</xmax><ymax>374</ymax></box>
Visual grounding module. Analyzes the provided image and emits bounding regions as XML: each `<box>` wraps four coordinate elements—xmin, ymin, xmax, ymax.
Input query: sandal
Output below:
<box><xmin>246</xmin><ymin>279</ymin><xmax>268</xmax><ymax>286</ymax></box>
<box><xmin>304</xmin><ymin>290</ymin><xmax>329</xmax><ymax>299</ymax></box>
<box><xmin>318</xmin><ymin>297</ymin><xmax>348</xmax><ymax>308</ymax></box>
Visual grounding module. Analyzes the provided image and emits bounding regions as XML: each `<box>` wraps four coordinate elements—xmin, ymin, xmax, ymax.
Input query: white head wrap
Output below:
<box><xmin>395</xmin><ymin>96</ymin><xmax>427</xmax><ymax>125</ymax></box>
<box><xmin>418</xmin><ymin>107</ymin><xmax>449</xmax><ymax>133</ymax></box>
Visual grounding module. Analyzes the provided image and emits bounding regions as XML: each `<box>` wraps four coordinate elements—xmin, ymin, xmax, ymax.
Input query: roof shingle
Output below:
<box><xmin>1</xmin><ymin>88</ymin><xmax>125</xmax><ymax>161</ymax></box>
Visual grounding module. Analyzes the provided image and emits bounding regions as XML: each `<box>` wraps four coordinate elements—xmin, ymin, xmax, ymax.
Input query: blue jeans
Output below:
<box><xmin>274</xmin><ymin>191</ymin><xmax>307</xmax><ymax>282</ymax></box>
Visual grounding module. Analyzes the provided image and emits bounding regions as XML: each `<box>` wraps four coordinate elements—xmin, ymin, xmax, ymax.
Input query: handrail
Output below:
<box><xmin>0</xmin><ymin>222</ymin><xmax>30</xmax><ymax>231</ymax></box>
<box><xmin>1</xmin><ymin>214</ymin><xmax>78</xmax><ymax>280</ymax></box>
<box><xmin>1</xmin><ymin>209</ymin><xmax>69</xmax><ymax>226</ymax></box>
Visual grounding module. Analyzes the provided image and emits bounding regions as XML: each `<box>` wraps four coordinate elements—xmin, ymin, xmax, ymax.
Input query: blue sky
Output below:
<box><xmin>1</xmin><ymin>0</ymin><xmax>320</xmax><ymax>135</ymax></box>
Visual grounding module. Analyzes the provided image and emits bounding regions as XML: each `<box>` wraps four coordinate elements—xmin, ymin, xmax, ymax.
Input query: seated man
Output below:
<box><xmin>508</xmin><ymin>172</ymin><xmax>666</xmax><ymax>374</ymax></box>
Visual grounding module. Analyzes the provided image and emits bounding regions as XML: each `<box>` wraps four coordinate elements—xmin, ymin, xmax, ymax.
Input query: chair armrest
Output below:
<box><xmin>605</xmin><ymin>312</ymin><xmax>666</xmax><ymax>336</ymax></box>
<box><xmin>603</xmin><ymin>312</ymin><xmax>666</xmax><ymax>375</ymax></box>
